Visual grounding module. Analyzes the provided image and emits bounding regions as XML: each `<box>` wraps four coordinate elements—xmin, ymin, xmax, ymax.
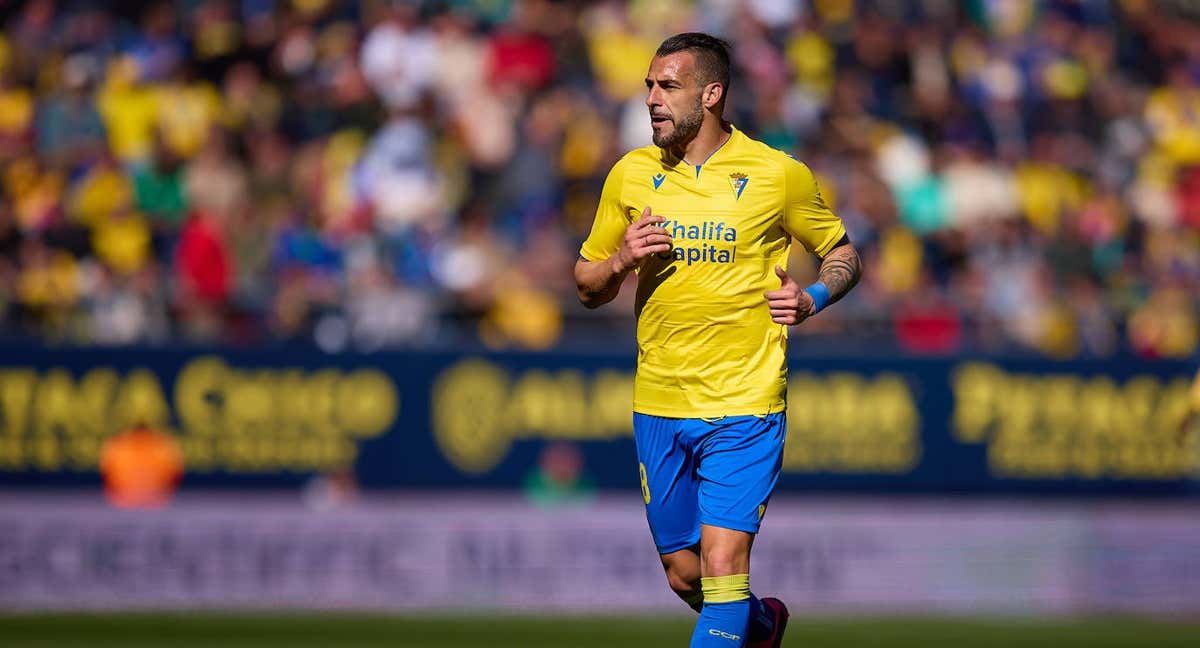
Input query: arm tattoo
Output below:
<box><xmin>798</xmin><ymin>295</ymin><xmax>817</xmax><ymax>319</ymax></box>
<box><xmin>817</xmin><ymin>240</ymin><xmax>862</xmax><ymax>306</ymax></box>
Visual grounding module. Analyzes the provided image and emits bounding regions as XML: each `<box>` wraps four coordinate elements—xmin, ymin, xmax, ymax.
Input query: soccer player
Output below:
<box><xmin>574</xmin><ymin>33</ymin><xmax>862</xmax><ymax>647</ymax></box>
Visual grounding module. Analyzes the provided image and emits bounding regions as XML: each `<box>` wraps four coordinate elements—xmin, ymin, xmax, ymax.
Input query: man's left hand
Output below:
<box><xmin>764</xmin><ymin>265</ymin><xmax>815</xmax><ymax>325</ymax></box>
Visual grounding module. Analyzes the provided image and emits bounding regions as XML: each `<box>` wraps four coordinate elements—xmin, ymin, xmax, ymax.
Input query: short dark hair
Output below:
<box><xmin>655</xmin><ymin>32</ymin><xmax>731</xmax><ymax>90</ymax></box>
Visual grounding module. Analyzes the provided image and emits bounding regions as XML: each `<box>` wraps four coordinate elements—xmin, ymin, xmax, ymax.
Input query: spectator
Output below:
<box><xmin>36</xmin><ymin>54</ymin><xmax>107</xmax><ymax>169</ymax></box>
<box><xmin>100</xmin><ymin>424</ymin><xmax>184</xmax><ymax>509</ymax></box>
<box><xmin>175</xmin><ymin>208</ymin><xmax>231</xmax><ymax>340</ymax></box>
<box><xmin>0</xmin><ymin>0</ymin><xmax>1193</xmax><ymax>358</ymax></box>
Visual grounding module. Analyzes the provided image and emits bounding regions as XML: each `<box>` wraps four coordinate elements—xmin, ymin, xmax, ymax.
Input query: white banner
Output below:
<box><xmin>0</xmin><ymin>495</ymin><xmax>1198</xmax><ymax>614</ymax></box>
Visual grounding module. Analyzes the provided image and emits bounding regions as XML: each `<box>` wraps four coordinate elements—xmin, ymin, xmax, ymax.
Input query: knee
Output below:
<box><xmin>701</xmin><ymin>546</ymin><xmax>749</xmax><ymax>577</ymax></box>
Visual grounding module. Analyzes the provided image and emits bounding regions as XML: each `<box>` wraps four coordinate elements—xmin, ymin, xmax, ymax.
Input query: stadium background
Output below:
<box><xmin>1</xmin><ymin>0</ymin><xmax>1199</xmax><ymax>645</ymax></box>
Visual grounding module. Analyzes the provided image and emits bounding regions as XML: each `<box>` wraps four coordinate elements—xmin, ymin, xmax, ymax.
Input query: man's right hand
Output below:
<box><xmin>611</xmin><ymin>207</ymin><xmax>673</xmax><ymax>274</ymax></box>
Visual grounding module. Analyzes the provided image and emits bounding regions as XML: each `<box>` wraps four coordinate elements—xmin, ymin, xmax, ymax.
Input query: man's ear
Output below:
<box><xmin>703</xmin><ymin>82</ymin><xmax>724</xmax><ymax>109</ymax></box>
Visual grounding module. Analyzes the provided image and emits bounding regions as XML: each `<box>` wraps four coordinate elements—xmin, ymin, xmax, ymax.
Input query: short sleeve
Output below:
<box><xmin>580</xmin><ymin>158</ymin><xmax>631</xmax><ymax>262</ymax></box>
<box><xmin>781</xmin><ymin>158</ymin><xmax>846</xmax><ymax>257</ymax></box>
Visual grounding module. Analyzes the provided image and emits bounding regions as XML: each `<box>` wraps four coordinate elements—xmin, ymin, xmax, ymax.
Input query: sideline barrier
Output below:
<box><xmin>0</xmin><ymin>494</ymin><xmax>1197</xmax><ymax>614</ymax></box>
<box><xmin>0</xmin><ymin>348</ymin><xmax>1196</xmax><ymax>494</ymax></box>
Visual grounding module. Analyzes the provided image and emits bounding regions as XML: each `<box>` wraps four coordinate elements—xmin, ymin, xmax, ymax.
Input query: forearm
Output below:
<box><xmin>814</xmin><ymin>240</ymin><xmax>862</xmax><ymax>307</ymax></box>
<box><xmin>574</xmin><ymin>257</ymin><xmax>631</xmax><ymax>309</ymax></box>
<box><xmin>576</xmin><ymin>208</ymin><xmax>671</xmax><ymax>308</ymax></box>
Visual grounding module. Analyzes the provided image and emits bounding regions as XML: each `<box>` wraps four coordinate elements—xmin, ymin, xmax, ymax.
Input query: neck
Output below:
<box><xmin>674</xmin><ymin>119</ymin><xmax>732</xmax><ymax>167</ymax></box>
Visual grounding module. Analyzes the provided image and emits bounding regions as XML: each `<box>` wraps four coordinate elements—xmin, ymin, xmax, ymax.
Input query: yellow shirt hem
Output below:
<box><xmin>632</xmin><ymin>398</ymin><xmax>786</xmax><ymax>419</ymax></box>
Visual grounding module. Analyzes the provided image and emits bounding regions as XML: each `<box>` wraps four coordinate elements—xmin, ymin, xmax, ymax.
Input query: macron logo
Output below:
<box><xmin>652</xmin><ymin>173</ymin><xmax>666</xmax><ymax>190</ymax></box>
<box><xmin>708</xmin><ymin>629</ymin><xmax>741</xmax><ymax>642</ymax></box>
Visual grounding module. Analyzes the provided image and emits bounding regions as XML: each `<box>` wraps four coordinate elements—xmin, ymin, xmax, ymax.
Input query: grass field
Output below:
<box><xmin>2</xmin><ymin>614</ymin><xmax>1199</xmax><ymax>647</ymax></box>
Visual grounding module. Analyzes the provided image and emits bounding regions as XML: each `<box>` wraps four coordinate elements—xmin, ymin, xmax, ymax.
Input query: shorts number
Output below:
<box><xmin>639</xmin><ymin>462</ymin><xmax>651</xmax><ymax>504</ymax></box>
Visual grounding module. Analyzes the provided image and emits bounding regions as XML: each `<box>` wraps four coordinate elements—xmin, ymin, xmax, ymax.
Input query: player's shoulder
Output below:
<box><xmin>734</xmin><ymin>129</ymin><xmax>813</xmax><ymax>180</ymax></box>
<box><xmin>614</xmin><ymin>145</ymin><xmax>667</xmax><ymax>173</ymax></box>
<box><xmin>604</xmin><ymin>146</ymin><xmax>667</xmax><ymax>194</ymax></box>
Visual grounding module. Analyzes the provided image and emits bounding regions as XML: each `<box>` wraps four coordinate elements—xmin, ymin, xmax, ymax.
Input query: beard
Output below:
<box><xmin>652</xmin><ymin>96</ymin><xmax>704</xmax><ymax>149</ymax></box>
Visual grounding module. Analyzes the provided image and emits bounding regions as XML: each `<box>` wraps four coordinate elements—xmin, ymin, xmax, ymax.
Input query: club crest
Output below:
<box><xmin>729</xmin><ymin>172</ymin><xmax>749</xmax><ymax>199</ymax></box>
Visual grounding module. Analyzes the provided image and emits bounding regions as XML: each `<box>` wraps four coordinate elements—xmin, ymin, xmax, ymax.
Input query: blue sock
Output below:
<box><xmin>692</xmin><ymin>592</ymin><xmax>771</xmax><ymax>638</ymax></box>
<box><xmin>690</xmin><ymin>575</ymin><xmax>751</xmax><ymax>647</ymax></box>
<box><xmin>687</xmin><ymin>587</ymin><xmax>774</xmax><ymax>641</ymax></box>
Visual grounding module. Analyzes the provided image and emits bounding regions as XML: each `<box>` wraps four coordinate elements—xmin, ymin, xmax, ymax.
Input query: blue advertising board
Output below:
<box><xmin>0</xmin><ymin>347</ymin><xmax>1195</xmax><ymax>495</ymax></box>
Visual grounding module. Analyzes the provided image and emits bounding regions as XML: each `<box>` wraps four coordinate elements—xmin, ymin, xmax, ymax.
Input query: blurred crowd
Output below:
<box><xmin>0</xmin><ymin>0</ymin><xmax>1198</xmax><ymax>358</ymax></box>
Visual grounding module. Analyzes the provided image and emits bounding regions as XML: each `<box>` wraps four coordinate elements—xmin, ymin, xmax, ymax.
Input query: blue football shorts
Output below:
<box><xmin>633</xmin><ymin>412</ymin><xmax>787</xmax><ymax>554</ymax></box>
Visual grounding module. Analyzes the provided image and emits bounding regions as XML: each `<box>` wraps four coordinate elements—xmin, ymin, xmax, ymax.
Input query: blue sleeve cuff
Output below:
<box><xmin>803</xmin><ymin>281</ymin><xmax>831</xmax><ymax>313</ymax></box>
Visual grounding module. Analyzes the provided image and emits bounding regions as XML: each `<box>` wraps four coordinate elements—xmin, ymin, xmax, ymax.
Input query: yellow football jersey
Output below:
<box><xmin>581</xmin><ymin>126</ymin><xmax>845</xmax><ymax>417</ymax></box>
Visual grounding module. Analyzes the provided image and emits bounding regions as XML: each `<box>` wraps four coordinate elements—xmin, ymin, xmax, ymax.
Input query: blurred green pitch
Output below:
<box><xmin>2</xmin><ymin>614</ymin><xmax>1199</xmax><ymax>647</ymax></box>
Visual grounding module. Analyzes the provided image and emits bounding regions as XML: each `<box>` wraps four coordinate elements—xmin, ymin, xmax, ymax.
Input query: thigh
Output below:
<box><xmin>634</xmin><ymin>413</ymin><xmax>701</xmax><ymax>554</ymax></box>
<box><xmin>694</xmin><ymin>413</ymin><xmax>786</xmax><ymax>535</ymax></box>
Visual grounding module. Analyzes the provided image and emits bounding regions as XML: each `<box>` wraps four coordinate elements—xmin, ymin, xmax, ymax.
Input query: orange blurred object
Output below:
<box><xmin>99</xmin><ymin>425</ymin><xmax>185</xmax><ymax>509</ymax></box>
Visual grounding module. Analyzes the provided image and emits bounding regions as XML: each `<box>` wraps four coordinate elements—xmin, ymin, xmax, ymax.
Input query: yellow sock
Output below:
<box><xmin>700</xmin><ymin>574</ymin><xmax>750</xmax><ymax>603</ymax></box>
